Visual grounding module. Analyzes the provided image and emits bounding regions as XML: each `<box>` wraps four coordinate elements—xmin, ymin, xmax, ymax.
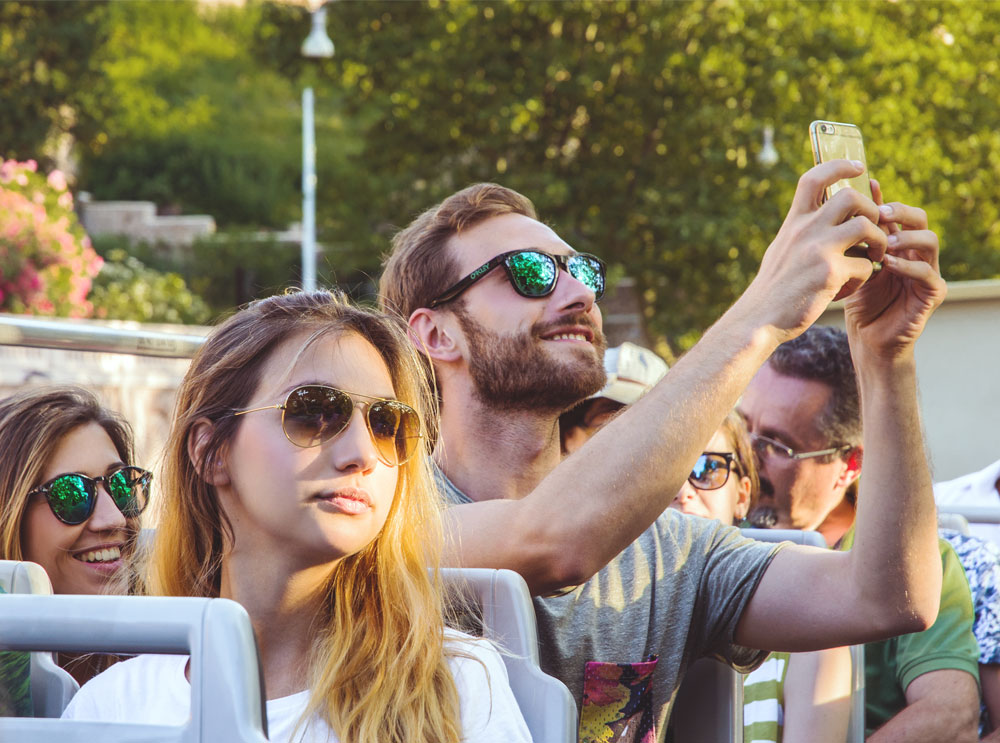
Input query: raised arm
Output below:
<box><xmin>734</xmin><ymin>182</ymin><xmax>947</xmax><ymax>648</ymax></box>
<box><xmin>445</xmin><ymin>160</ymin><xmax>889</xmax><ymax>595</ymax></box>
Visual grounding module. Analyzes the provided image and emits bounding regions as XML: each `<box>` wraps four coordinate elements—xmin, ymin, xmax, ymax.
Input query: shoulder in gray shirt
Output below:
<box><xmin>434</xmin><ymin>464</ymin><xmax>781</xmax><ymax>742</ymax></box>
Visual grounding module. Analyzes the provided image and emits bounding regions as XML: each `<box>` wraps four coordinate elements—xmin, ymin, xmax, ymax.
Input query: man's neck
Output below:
<box><xmin>817</xmin><ymin>497</ymin><xmax>857</xmax><ymax>548</ymax></box>
<box><xmin>435</xmin><ymin>393</ymin><xmax>564</xmax><ymax>502</ymax></box>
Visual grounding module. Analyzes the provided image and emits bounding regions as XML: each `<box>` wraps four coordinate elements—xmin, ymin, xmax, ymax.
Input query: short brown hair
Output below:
<box><xmin>379</xmin><ymin>183</ymin><xmax>537</xmax><ymax>318</ymax></box>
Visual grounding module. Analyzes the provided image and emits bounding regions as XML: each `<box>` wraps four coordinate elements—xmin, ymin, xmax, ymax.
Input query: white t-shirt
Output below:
<box><xmin>62</xmin><ymin>630</ymin><xmax>531</xmax><ymax>743</ymax></box>
<box><xmin>935</xmin><ymin>458</ymin><xmax>1000</xmax><ymax>546</ymax></box>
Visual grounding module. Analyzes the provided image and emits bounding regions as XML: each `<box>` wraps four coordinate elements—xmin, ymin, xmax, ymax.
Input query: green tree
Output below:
<box><xmin>318</xmin><ymin>0</ymin><xmax>1000</xmax><ymax>350</ymax></box>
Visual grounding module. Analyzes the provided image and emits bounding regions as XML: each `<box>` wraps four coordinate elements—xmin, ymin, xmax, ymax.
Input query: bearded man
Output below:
<box><xmin>379</xmin><ymin>162</ymin><xmax>947</xmax><ymax>741</ymax></box>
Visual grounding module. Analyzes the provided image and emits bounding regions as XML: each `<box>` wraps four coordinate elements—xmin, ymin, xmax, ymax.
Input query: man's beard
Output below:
<box><xmin>454</xmin><ymin>306</ymin><xmax>607</xmax><ymax>414</ymax></box>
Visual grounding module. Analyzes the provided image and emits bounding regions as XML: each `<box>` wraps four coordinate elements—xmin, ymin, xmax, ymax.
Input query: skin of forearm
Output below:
<box><xmin>850</xmin><ymin>354</ymin><xmax>942</xmax><ymax>630</ymax></box>
<box><xmin>537</xmin><ymin>300</ymin><xmax>783</xmax><ymax>585</ymax></box>
<box><xmin>867</xmin><ymin>697</ymin><xmax>979</xmax><ymax>743</ymax></box>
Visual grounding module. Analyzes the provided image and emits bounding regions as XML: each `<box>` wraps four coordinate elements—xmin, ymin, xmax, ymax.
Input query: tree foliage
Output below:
<box><xmin>4</xmin><ymin>1</ymin><xmax>999</xmax><ymax>348</ymax></box>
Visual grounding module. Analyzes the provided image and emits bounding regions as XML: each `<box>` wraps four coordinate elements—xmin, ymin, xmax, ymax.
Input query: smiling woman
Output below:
<box><xmin>61</xmin><ymin>291</ymin><xmax>530</xmax><ymax>743</ymax></box>
<box><xmin>0</xmin><ymin>385</ymin><xmax>148</xmax><ymax>684</ymax></box>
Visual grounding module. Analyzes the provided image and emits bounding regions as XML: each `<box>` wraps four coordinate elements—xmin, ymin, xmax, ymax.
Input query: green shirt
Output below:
<box><xmin>0</xmin><ymin>586</ymin><xmax>33</xmax><ymax>717</ymax></box>
<box><xmin>841</xmin><ymin>529</ymin><xmax>980</xmax><ymax>735</ymax></box>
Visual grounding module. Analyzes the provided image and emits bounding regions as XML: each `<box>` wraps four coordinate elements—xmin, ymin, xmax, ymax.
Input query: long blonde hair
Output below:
<box><xmin>148</xmin><ymin>291</ymin><xmax>463</xmax><ymax>743</ymax></box>
<box><xmin>0</xmin><ymin>385</ymin><xmax>140</xmax><ymax>569</ymax></box>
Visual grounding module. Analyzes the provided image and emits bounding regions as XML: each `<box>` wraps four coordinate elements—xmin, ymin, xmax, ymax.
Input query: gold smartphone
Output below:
<box><xmin>809</xmin><ymin>120</ymin><xmax>873</xmax><ymax>201</ymax></box>
<box><xmin>810</xmin><ymin>120</ymin><xmax>880</xmax><ymax>265</ymax></box>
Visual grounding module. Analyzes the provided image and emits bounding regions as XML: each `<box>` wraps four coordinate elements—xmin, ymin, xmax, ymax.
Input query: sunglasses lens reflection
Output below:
<box><xmin>48</xmin><ymin>475</ymin><xmax>95</xmax><ymax>524</ymax></box>
<box><xmin>508</xmin><ymin>251</ymin><xmax>557</xmax><ymax>297</ymax></box>
<box><xmin>369</xmin><ymin>401</ymin><xmax>421</xmax><ymax>466</ymax></box>
<box><xmin>281</xmin><ymin>386</ymin><xmax>421</xmax><ymax>465</ymax></box>
<box><xmin>109</xmin><ymin>468</ymin><xmax>149</xmax><ymax>518</ymax></box>
<box><xmin>283</xmin><ymin>386</ymin><xmax>353</xmax><ymax>447</ymax></box>
<box><xmin>568</xmin><ymin>255</ymin><xmax>606</xmax><ymax>298</ymax></box>
<box><xmin>690</xmin><ymin>455</ymin><xmax>729</xmax><ymax>490</ymax></box>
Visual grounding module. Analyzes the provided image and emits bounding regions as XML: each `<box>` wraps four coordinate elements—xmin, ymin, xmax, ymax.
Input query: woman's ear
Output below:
<box><xmin>408</xmin><ymin>308</ymin><xmax>463</xmax><ymax>363</ymax></box>
<box><xmin>188</xmin><ymin>418</ymin><xmax>230</xmax><ymax>487</ymax></box>
<box><xmin>734</xmin><ymin>475</ymin><xmax>753</xmax><ymax>521</ymax></box>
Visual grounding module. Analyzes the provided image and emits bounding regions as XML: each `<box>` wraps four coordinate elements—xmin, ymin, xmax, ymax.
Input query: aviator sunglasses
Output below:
<box><xmin>427</xmin><ymin>249</ymin><xmax>606</xmax><ymax>308</ymax></box>
<box><xmin>688</xmin><ymin>452</ymin><xmax>740</xmax><ymax>491</ymax></box>
<box><xmin>29</xmin><ymin>466</ymin><xmax>152</xmax><ymax>526</ymax></box>
<box><xmin>233</xmin><ymin>384</ymin><xmax>422</xmax><ymax>467</ymax></box>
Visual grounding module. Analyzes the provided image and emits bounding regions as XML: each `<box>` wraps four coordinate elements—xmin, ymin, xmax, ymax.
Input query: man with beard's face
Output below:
<box><xmin>453</xmin><ymin>302</ymin><xmax>607</xmax><ymax>413</ymax></box>
<box><xmin>379</xmin><ymin>175</ymin><xmax>949</xmax><ymax>741</ymax></box>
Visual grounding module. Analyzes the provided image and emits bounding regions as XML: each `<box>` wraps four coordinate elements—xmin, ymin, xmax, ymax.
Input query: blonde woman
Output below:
<box><xmin>0</xmin><ymin>386</ymin><xmax>150</xmax><ymax>685</ymax></box>
<box><xmin>63</xmin><ymin>292</ymin><xmax>531</xmax><ymax>742</ymax></box>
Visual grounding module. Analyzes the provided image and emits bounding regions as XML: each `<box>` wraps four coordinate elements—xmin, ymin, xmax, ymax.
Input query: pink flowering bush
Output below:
<box><xmin>0</xmin><ymin>159</ymin><xmax>102</xmax><ymax>317</ymax></box>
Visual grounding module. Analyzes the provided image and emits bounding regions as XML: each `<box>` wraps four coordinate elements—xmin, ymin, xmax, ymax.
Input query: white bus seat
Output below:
<box><xmin>441</xmin><ymin>568</ymin><xmax>577</xmax><ymax>743</ymax></box>
<box><xmin>741</xmin><ymin>528</ymin><xmax>865</xmax><ymax>743</ymax></box>
<box><xmin>0</xmin><ymin>594</ymin><xmax>267</xmax><ymax>742</ymax></box>
<box><xmin>938</xmin><ymin>511</ymin><xmax>972</xmax><ymax>535</ymax></box>
<box><xmin>670</xmin><ymin>657</ymin><xmax>742</xmax><ymax>743</ymax></box>
<box><xmin>741</xmin><ymin>527</ymin><xmax>827</xmax><ymax>548</ymax></box>
<box><xmin>0</xmin><ymin>560</ymin><xmax>78</xmax><ymax>717</ymax></box>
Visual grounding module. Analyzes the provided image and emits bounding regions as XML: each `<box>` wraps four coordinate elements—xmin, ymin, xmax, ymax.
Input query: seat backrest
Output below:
<box><xmin>0</xmin><ymin>594</ymin><xmax>268</xmax><ymax>743</ymax></box>
<box><xmin>670</xmin><ymin>657</ymin><xmax>743</xmax><ymax>743</ymax></box>
<box><xmin>441</xmin><ymin>567</ymin><xmax>577</xmax><ymax>743</ymax></box>
<box><xmin>938</xmin><ymin>511</ymin><xmax>972</xmax><ymax>535</ymax></box>
<box><xmin>740</xmin><ymin>528</ymin><xmax>865</xmax><ymax>743</ymax></box>
<box><xmin>0</xmin><ymin>560</ymin><xmax>78</xmax><ymax>717</ymax></box>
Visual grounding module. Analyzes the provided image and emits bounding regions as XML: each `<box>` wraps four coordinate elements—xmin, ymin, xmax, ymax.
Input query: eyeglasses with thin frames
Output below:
<box><xmin>750</xmin><ymin>433</ymin><xmax>850</xmax><ymax>461</ymax></box>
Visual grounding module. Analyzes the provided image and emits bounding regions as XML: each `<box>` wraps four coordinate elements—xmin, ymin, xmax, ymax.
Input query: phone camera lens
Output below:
<box><xmin>821</xmin><ymin>124</ymin><xmax>832</xmax><ymax>133</ymax></box>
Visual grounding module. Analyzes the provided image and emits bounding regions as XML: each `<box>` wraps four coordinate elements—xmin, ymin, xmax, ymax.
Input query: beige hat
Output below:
<box><xmin>594</xmin><ymin>342</ymin><xmax>669</xmax><ymax>405</ymax></box>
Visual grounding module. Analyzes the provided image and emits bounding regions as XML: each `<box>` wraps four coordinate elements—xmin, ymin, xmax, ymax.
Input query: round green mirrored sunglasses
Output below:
<box><xmin>29</xmin><ymin>466</ymin><xmax>152</xmax><ymax>526</ymax></box>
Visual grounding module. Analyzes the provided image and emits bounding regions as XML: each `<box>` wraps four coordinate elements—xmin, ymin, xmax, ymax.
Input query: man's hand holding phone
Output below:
<box><xmin>843</xmin><ymin>178</ymin><xmax>946</xmax><ymax>365</ymax></box>
<box><xmin>740</xmin><ymin>158</ymin><xmax>888</xmax><ymax>343</ymax></box>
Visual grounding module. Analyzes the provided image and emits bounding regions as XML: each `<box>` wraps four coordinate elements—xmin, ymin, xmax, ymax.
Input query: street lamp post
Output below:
<box><xmin>300</xmin><ymin>5</ymin><xmax>335</xmax><ymax>292</ymax></box>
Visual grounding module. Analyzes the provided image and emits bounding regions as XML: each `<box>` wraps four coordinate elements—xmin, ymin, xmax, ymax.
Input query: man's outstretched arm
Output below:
<box><xmin>735</xmin><ymin>188</ymin><xmax>947</xmax><ymax>649</ymax></box>
<box><xmin>444</xmin><ymin>160</ymin><xmax>890</xmax><ymax>595</ymax></box>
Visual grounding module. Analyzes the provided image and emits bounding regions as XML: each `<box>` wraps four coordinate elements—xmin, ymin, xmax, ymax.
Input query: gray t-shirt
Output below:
<box><xmin>435</xmin><ymin>465</ymin><xmax>781</xmax><ymax>742</ymax></box>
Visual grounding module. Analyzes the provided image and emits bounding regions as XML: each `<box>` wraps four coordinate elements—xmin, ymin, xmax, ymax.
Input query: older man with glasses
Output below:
<box><xmin>740</xmin><ymin>325</ymin><xmax>981</xmax><ymax>742</ymax></box>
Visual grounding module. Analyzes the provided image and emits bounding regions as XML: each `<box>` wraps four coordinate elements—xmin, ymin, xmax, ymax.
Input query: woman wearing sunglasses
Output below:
<box><xmin>0</xmin><ymin>386</ymin><xmax>150</xmax><ymax>683</ymax></box>
<box><xmin>668</xmin><ymin>411</ymin><xmax>851</xmax><ymax>743</ymax></box>
<box><xmin>63</xmin><ymin>292</ymin><xmax>530</xmax><ymax>742</ymax></box>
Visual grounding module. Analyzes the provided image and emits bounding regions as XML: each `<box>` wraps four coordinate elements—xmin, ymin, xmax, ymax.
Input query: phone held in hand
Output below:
<box><xmin>809</xmin><ymin>120</ymin><xmax>873</xmax><ymax>200</ymax></box>
<box><xmin>810</xmin><ymin>120</ymin><xmax>880</xmax><ymax>266</ymax></box>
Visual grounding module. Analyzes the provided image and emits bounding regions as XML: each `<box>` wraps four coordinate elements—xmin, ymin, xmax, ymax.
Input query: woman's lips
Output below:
<box><xmin>313</xmin><ymin>488</ymin><xmax>372</xmax><ymax>515</ymax></box>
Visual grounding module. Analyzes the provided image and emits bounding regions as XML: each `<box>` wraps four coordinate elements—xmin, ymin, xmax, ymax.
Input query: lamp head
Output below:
<box><xmin>302</xmin><ymin>6</ymin><xmax>335</xmax><ymax>59</ymax></box>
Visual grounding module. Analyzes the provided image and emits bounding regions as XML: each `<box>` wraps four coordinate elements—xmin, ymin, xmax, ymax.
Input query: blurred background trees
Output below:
<box><xmin>2</xmin><ymin>0</ymin><xmax>998</xmax><ymax>353</ymax></box>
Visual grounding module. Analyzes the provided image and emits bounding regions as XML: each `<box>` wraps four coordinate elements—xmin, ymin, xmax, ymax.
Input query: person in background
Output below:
<box><xmin>0</xmin><ymin>385</ymin><xmax>150</xmax><ymax>685</ymax></box>
<box><xmin>666</xmin><ymin>410</ymin><xmax>851</xmax><ymax>743</ymax></box>
<box><xmin>560</xmin><ymin>341</ymin><xmax>668</xmax><ymax>456</ymax></box>
<box><xmin>739</xmin><ymin>325</ymin><xmax>980</xmax><ymax>742</ymax></box>
<box><xmin>938</xmin><ymin>527</ymin><xmax>1000</xmax><ymax>736</ymax></box>
<box><xmin>936</xmin><ymin>459</ymin><xmax>1000</xmax><ymax>547</ymax></box>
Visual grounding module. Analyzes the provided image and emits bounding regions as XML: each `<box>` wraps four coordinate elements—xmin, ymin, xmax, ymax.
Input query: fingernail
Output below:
<box><xmin>887</xmin><ymin>234</ymin><xmax>899</xmax><ymax>246</ymax></box>
<box><xmin>885</xmin><ymin>254</ymin><xmax>897</xmax><ymax>266</ymax></box>
<box><xmin>879</xmin><ymin>204</ymin><xmax>893</xmax><ymax>217</ymax></box>
<box><xmin>851</xmin><ymin>159</ymin><xmax>865</xmax><ymax>169</ymax></box>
